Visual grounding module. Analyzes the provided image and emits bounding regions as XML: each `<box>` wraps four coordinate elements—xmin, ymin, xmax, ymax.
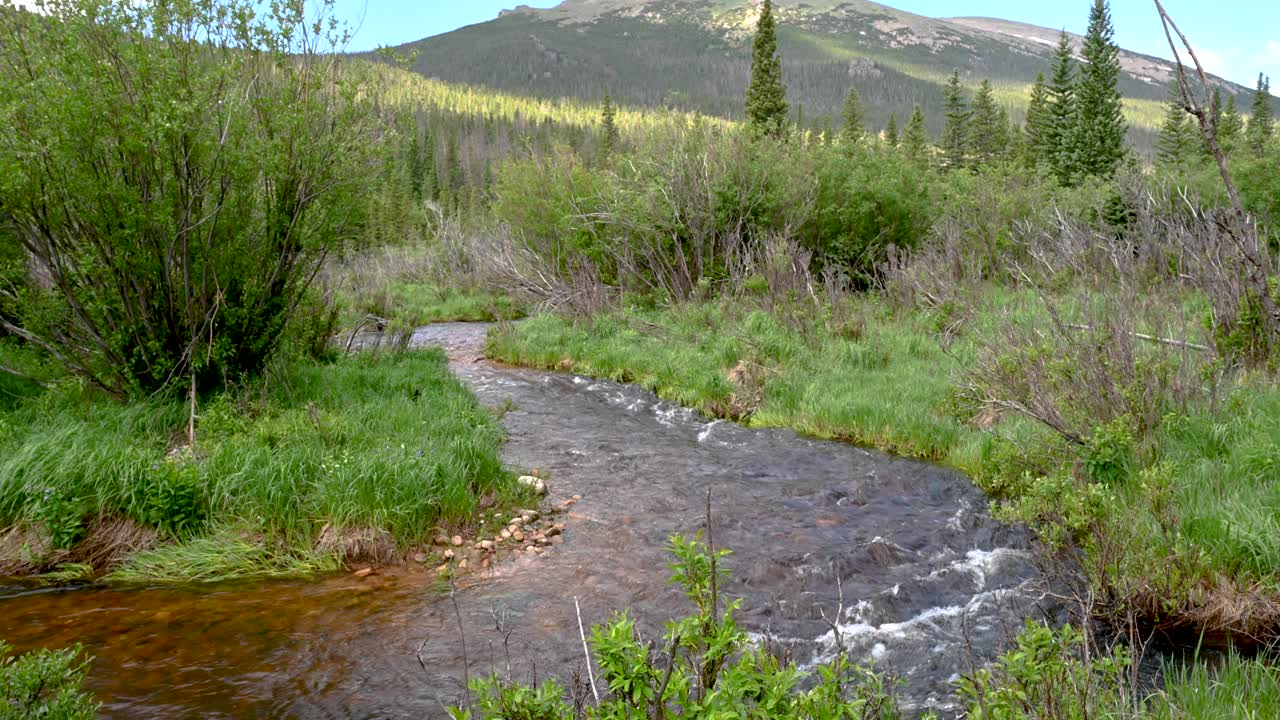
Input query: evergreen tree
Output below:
<box><xmin>840</xmin><ymin>85</ymin><xmax>863</xmax><ymax>144</ymax></box>
<box><xmin>1073</xmin><ymin>0</ymin><xmax>1126</xmax><ymax>178</ymax></box>
<box><xmin>820</xmin><ymin>115</ymin><xmax>834</xmax><ymax>145</ymax></box>
<box><xmin>970</xmin><ymin>79</ymin><xmax>1007</xmax><ymax>164</ymax></box>
<box><xmin>600</xmin><ymin>92</ymin><xmax>619</xmax><ymax>164</ymax></box>
<box><xmin>421</xmin><ymin>127</ymin><xmax>438</xmax><ymax>200</ymax></box>
<box><xmin>941</xmin><ymin>71</ymin><xmax>971</xmax><ymax>169</ymax></box>
<box><xmin>1219</xmin><ymin>93</ymin><xmax>1245</xmax><ymax>154</ymax></box>
<box><xmin>1046</xmin><ymin>31</ymin><xmax>1079</xmax><ymax>184</ymax></box>
<box><xmin>408</xmin><ymin>121</ymin><xmax>425</xmax><ymax>200</ymax></box>
<box><xmin>903</xmin><ymin>104</ymin><xmax>928</xmax><ymax>161</ymax></box>
<box><xmin>1008</xmin><ymin>122</ymin><xmax>1026</xmax><ymax>164</ymax></box>
<box><xmin>1247</xmin><ymin>73</ymin><xmax>1274</xmax><ymax>157</ymax></box>
<box><xmin>443</xmin><ymin>133</ymin><xmax>465</xmax><ymax>212</ymax></box>
<box><xmin>1155</xmin><ymin>80</ymin><xmax>1197</xmax><ymax>169</ymax></box>
<box><xmin>744</xmin><ymin>0</ymin><xmax>788</xmax><ymax>139</ymax></box>
<box><xmin>884</xmin><ymin>113</ymin><xmax>899</xmax><ymax>147</ymax></box>
<box><xmin>1024</xmin><ymin>73</ymin><xmax>1051</xmax><ymax>166</ymax></box>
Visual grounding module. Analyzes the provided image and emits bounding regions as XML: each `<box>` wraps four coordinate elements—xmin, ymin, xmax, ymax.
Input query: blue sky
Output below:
<box><xmin>332</xmin><ymin>0</ymin><xmax>1278</xmax><ymax>89</ymax></box>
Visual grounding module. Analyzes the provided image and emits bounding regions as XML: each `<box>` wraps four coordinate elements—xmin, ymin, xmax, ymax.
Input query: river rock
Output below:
<box><xmin>546</xmin><ymin>525</ymin><xmax>563</xmax><ymax>537</ymax></box>
<box><xmin>500</xmin><ymin>529</ymin><xmax>512</xmax><ymax>540</ymax></box>
<box><xmin>443</xmin><ymin>549</ymin><xmax>455</xmax><ymax>561</ymax></box>
<box><xmin>517</xmin><ymin>475</ymin><xmax>547</xmax><ymax>495</ymax></box>
<box><xmin>353</xmin><ymin>568</ymin><xmax>373</xmax><ymax>578</ymax></box>
<box><xmin>412</xmin><ymin>552</ymin><xmax>428</xmax><ymax>563</ymax></box>
<box><xmin>432</xmin><ymin>534</ymin><xmax>451</xmax><ymax>547</ymax></box>
<box><xmin>450</xmin><ymin>535</ymin><xmax>463</xmax><ymax>547</ymax></box>
<box><xmin>478</xmin><ymin>540</ymin><xmax>495</xmax><ymax>551</ymax></box>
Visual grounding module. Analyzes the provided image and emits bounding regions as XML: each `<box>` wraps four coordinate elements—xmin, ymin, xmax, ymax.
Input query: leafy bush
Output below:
<box><xmin>0</xmin><ymin>0</ymin><xmax>380</xmax><ymax>398</ymax></box>
<box><xmin>0</xmin><ymin>641</ymin><xmax>96</xmax><ymax>719</ymax></box>
<box><xmin>451</xmin><ymin>533</ymin><xmax>909</xmax><ymax>719</ymax></box>
<box><xmin>29</xmin><ymin>487</ymin><xmax>86</xmax><ymax>551</ymax></box>
<box><xmin>805</xmin><ymin>144</ymin><xmax>937</xmax><ymax>286</ymax></box>
<box><xmin>959</xmin><ymin>622</ymin><xmax>1137</xmax><ymax>720</ymax></box>
<box><xmin>138</xmin><ymin>463</ymin><xmax>207</xmax><ymax>540</ymax></box>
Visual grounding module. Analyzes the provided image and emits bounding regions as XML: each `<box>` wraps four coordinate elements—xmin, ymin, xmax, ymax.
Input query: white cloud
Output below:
<box><xmin>1190</xmin><ymin>45</ymin><xmax>1226</xmax><ymax>75</ymax></box>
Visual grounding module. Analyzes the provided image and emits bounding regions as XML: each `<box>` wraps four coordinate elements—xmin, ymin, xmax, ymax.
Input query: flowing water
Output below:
<box><xmin>0</xmin><ymin>323</ymin><xmax>1061</xmax><ymax>718</ymax></box>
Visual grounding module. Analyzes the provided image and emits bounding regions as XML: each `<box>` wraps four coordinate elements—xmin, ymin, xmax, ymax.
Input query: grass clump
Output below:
<box><xmin>0</xmin><ymin>350</ymin><xmax>515</xmax><ymax>580</ymax></box>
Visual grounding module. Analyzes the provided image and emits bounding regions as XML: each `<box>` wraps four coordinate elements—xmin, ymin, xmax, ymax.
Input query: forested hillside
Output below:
<box><xmin>389</xmin><ymin>0</ymin><xmax>1269</xmax><ymax>151</ymax></box>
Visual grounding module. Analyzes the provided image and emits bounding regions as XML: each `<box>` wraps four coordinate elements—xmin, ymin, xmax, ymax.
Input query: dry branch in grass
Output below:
<box><xmin>1154</xmin><ymin>0</ymin><xmax>1280</xmax><ymax>350</ymax></box>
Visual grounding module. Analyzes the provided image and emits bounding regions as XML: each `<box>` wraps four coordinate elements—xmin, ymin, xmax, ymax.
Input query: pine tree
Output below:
<box><xmin>1046</xmin><ymin>31</ymin><xmax>1079</xmax><ymax>184</ymax></box>
<box><xmin>408</xmin><ymin>121</ymin><xmax>425</xmax><ymax>200</ymax></box>
<box><xmin>903</xmin><ymin>104</ymin><xmax>928</xmax><ymax>161</ymax></box>
<box><xmin>1155</xmin><ymin>79</ymin><xmax>1196</xmax><ymax>169</ymax></box>
<box><xmin>1219</xmin><ymin>93</ymin><xmax>1245</xmax><ymax>154</ymax></box>
<box><xmin>1074</xmin><ymin>0</ymin><xmax>1126</xmax><ymax>178</ymax></box>
<box><xmin>1247</xmin><ymin>73</ymin><xmax>1274</xmax><ymax>157</ymax></box>
<box><xmin>820</xmin><ymin>115</ymin><xmax>834</xmax><ymax>145</ymax></box>
<box><xmin>744</xmin><ymin>0</ymin><xmax>788</xmax><ymax>139</ymax></box>
<box><xmin>600</xmin><ymin>92</ymin><xmax>619</xmax><ymax>164</ymax></box>
<box><xmin>884</xmin><ymin>113</ymin><xmax>899</xmax><ymax>147</ymax></box>
<box><xmin>941</xmin><ymin>71</ymin><xmax>971</xmax><ymax>169</ymax></box>
<box><xmin>970</xmin><ymin>79</ymin><xmax>1007</xmax><ymax>165</ymax></box>
<box><xmin>1024</xmin><ymin>73</ymin><xmax>1051</xmax><ymax>166</ymax></box>
<box><xmin>840</xmin><ymin>85</ymin><xmax>863</xmax><ymax>144</ymax></box>
<box><xmin>421</xmin><ymin>127</ymin><xmax>437</xmax><ymax>200</ymax></box>
<box><xmin>1008</xmin><ymin>122</ymin><xmax>1026</xmax><ymax>164</ymax></box>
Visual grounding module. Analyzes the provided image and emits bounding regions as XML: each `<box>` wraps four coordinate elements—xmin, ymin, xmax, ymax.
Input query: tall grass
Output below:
<box><xmin>0</xmin><ymin>350</ymin><xmax>515</xmax><ymax>580</ymax></box>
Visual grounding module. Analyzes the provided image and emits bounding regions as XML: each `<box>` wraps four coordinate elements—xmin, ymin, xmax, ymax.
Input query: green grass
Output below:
<box><xmin>353</xmin><ymin>280</ymin><xmax>524</xmax><ymax>326</ymax></box>
<box><xmin>486</xmin><ymin>298</ymin><xmax>1033</xmax><ymax>466</ymax></box>
<box><xmin>1159</xmin><ymin>651</ymin><xmax>1280</xmax><ymax>718</ymax></box>
<box><xmin>0</xmin><ymin>350</ymin><xmax>518</xmax><ymax>580</ymax></box>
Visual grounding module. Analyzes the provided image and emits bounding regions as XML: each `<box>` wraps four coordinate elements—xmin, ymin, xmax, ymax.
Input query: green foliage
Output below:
<box><xmin>1155</xmin><ymin>81</ymin><xmax>1199</xmax><ymax>170</ymax></box>
<box><xmin>902</xmin><ymin>105</ymin><xmax>929</xmax><ymax>161</ymax></box>
<box><xmin>883</xmin><ymin>113</ymin><xmax>898</xmax><ymax>147</ymax></box>
<box><xmin>1046</xmin><ymin>31</ymin><xmax>1079</xmax><ymax>185</ymax></box>
<box><xmin>807</xmin><ymin>145</ymin><xmax>937</xmax><ymax>284</ymax></box>
<box><xmin>941</xmin><ymin>72</ymin><xmax>971</xmax><ymax>169</ymax></box>
<box><xmin>970</xmin><ymin>80</ymin><xmax>1009</xmax><ymax>165</ymax></box>
<box><xmin>1082</xmin><ymin>418</ymin><xmax>1134</xmax><ymax>485</ymax></box>
<box><xmin>29</xmin><ymin>487</ymin><xmax>86</xmax><ymax>551</ymax></box>
<box><xmin>960</xmin><ymin>622</ymin><xmax>1135</xmax><ymax>720</ymax></box>
<box><xmin>0</xmin><ymin>641</ymin><xmax>96</xmax><ymax>720</ymax></box>
<box><xmin>0</xmin><ymin>0</ymin><xmax>380</xmax><ymax>398</ymax></box>
<box><xmin>1246</xmin><ymin>73</ymin><xmax>1274</xmax><ymax>158</ymax></box>
<box><xmin>745</xmin><ymin>0</ymin><xmax>789</xmax><ymax>139</ymax></box>
<box><xmin>455</xmin><ymin>534</ymin><xmax>907</xmax><ymax>719</ymax></box>
<box><xmin>840</xmin><ymin>85</ymin><xmax>864</xmax><ymax>144</ymax></box>
<box><xmin>138</xmin><ymin>463</ymin><xmax>207</xmax><ymax>540</ymax></box>
<box><xmin>1023</xmin><ymin>73</ymin><xmax>1051</xmax><ymax>167</ymax></box>
<box><xmin>1073</xmin><ymin>0</ymin><xmax>1127</xmax><ymax>179</ymax></box>
<box><xmin>600</xmin><ymin>93</ymin><xmax>620</xmax><ymax>164</ymax></box>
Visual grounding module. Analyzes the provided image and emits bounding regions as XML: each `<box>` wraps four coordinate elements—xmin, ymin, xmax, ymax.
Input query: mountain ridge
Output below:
<box><xmin>393</xmin><ymin>0</ymin><xmax>1265</xmax><ymax>149</ymax></box>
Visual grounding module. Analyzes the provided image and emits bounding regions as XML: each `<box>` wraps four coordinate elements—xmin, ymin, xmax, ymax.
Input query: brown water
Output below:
<box><xmin>1</xmin><ymin>323</ymin><xmax>1060</xmax><ymax>718</ymax></box>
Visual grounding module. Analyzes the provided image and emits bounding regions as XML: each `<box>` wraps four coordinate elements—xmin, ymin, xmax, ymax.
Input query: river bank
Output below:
<box><xmin>484</xmin><ymin>301</ymin><xmax>1280</xmax><ymax>648</ymax></box>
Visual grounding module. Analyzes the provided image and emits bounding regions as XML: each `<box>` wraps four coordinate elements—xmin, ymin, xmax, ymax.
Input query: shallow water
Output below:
<box><xmin>0</xmin><ymin>323</ymin><xmax>1059</xmax><ymax>718</ymax></box>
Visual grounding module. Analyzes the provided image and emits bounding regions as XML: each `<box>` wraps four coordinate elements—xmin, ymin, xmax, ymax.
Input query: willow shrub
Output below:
<box><xmin>0</xmin><ymin>0</ymin><xmax>382</xmax><ymax>399</ymax></box>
